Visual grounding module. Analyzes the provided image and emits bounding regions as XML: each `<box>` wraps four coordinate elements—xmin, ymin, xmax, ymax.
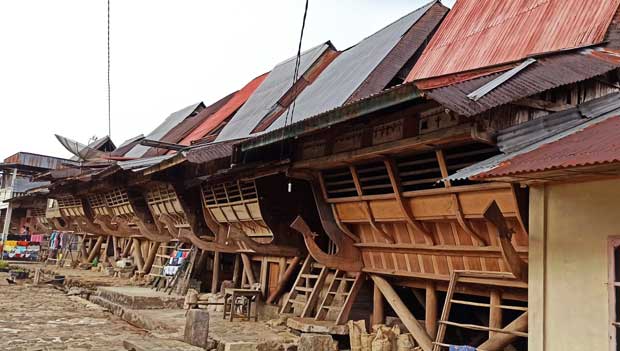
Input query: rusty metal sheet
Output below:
<box><xmin>185</xmin><ymin>140</ymin><xmax>241</xmax><ymax>164</ymax></box>
<box><xmin>446</xmin><ymin>93</ymin><xmax>620</xmax><ymax>180</ymax></box>
<box><xmin>479</xmin><ymin>114</ymin><xmax>620</xmax><ymax>178</ymax></box>
<box><xmin>425</xmin><ymin>48</ymin><xmax>620</xmax><ymax>116</ymax></box>
<box><xmin>407</xmin><ymin>0</ymin><xmax>620</xmax><ymax>83</ymax></box>
<box><xmin>179</xmin><ymin>73</ymin><xmax>268</xmax><ymax>146</ymax></box>
<box><xmin>3</xmin><ymin>152</ymin><xmax>80</xmax><ymax>170</ymax></box>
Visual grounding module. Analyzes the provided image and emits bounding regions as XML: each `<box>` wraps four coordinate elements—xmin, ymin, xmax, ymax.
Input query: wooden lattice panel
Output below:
<box><xmin>145</xmin><ymin>184</ymin><xmax>188</xmax><ymax>228</ymax></box>
<box><xmin>104</xmin><ymin>188</ymin><xmax>134</xmax><ymax>219</ymax></box>
<box><xmin>201</xmin><ymin>180</ymin><xmax>272</xmax><ymax>238</ymax></box>
<box><xmin>56</xmin><ymin>195</ymin><xmax>85</xmax><ymax>218</ymax></box>
<box><xmin>88</xmin><ymin>193</ymin><xmax>110</xmax><ymax>217</ymax></box>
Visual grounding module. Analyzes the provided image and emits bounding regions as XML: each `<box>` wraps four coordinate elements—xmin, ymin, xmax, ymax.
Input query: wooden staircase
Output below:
<box><xmin>280</xmin><ymin>256</ymin><xmax>364</xmax><ymax>324</ymax></box>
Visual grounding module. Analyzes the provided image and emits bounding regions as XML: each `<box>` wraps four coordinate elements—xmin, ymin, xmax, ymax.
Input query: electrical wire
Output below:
<box><xmin>279</xmin><ymin>0</ymin><xmax>309</xmax><ymax>160</ymax></box>
<box><xmin>107</xmin><ymin>0</ymin><xmax>111</xmax><ymax>140</ymax></box>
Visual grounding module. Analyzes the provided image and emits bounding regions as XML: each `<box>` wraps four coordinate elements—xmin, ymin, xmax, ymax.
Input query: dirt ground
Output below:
<box><xmin>0</xmin><ymin>274</ymin><xmax>148</xmax><ymax>351</ymax></box>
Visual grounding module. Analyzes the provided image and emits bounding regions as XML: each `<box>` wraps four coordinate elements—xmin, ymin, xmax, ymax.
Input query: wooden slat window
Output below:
<box><xmin>396</xmin><ymin>150</ymin><xmax>443</xmax><ymax>192</ymax></box>
<box><xmin>355</xmin><ymin>161</ymin><xmax>393</xmax><ymax>196</ymax></box>
<box><xmin>443</xmin><ymin>143</ymin><xmax>500</xmax><ymax>185</ymax></box>
<box><xmin>322</xmin><ymin>167</ymin><xmax>357</xmax><ymax>199</ymax></box>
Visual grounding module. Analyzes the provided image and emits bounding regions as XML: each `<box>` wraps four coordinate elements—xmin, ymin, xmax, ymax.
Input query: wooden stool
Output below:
<box><xmin>223</xmin><ymin>288</ymin><xmax>261</xmax><ymax>322</ymax></box>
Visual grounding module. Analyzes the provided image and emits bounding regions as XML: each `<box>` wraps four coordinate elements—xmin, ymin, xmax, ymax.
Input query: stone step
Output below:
<box><xmin>95</xmin><ymin>286</ymin><xmax>184</xmax><ymax>310</ymax></box>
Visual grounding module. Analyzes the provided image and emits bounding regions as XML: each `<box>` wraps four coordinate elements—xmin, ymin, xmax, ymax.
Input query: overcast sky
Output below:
<box><xmin>0</xmin><ymin>0</ymin><xmax>455</xmax><ymax>159</ymax></box>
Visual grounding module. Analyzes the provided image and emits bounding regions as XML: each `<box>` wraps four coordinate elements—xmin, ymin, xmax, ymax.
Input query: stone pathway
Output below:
<box><xmin>0</xmin><ymin>276</ymin><xmax>154</xmax><ymax>351</ymax></box>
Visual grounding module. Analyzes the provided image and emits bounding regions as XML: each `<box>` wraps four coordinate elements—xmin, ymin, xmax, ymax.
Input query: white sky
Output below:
<box><xmin>0</xmin><ymin>0</ymin><xmax>454</xmax><ymax>159</ymax></box>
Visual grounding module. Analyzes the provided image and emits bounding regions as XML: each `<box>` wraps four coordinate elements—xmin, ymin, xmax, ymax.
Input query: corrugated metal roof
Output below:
<box><xmin>179</xmin><ymin>73</ymin><xmax>269</xmax><ymax>146</ymax></box>
<box><xmin>3</xmin><ymin>152</ymin><xmax>80</xmax><ymax>170</ymax></box>
<box><xmin>446</xmin><ymin>93</ymin><xmax>620</xmax><ymax>180</ymax></box>
<box><xmin>407</xmin><ymin>0</ymin><xmax>620</xmax><ymax>83</ymax></box>
<box><xmin>185</xmin><ymin>139</ymin><xmax>240</xmax><ymax>164</ymax></box>
<box><xmin>240</xmin><ymin>82</ymin><xmax>421</xmax><ymax>152</ymax></box>
<box><xmin>124</xmin><ymin>102</ymin><xmax>204</xmax><ymax>158</ymax></box>
<box><xmin>143</xmin><ymin>93</ymin><xmax>236</xmax><ymax>157</ymax></box>
<box><xmin>425</xmin><ymin>48</ymin><xmax>620</xmax><ymax>116</ymax></box>
<box><xmin>116</xmin><ymin>154</ymin><xmax>175</xmax><ymax>171</ymax></box>
<box><xmin>480</xmin><ymin>114</ymin><xmax>620</xmax><ymax>178</ymax></box>
<box><xmin>215</xmin><ymin>42</ymin><xmax>333</xmax><ymax>141</ymax></box>
<box><xmin>266</xmin><ymin>1</ymin><xmax>443</xmax><ymax>132</ymax></box>
<box><xmin>111</xmin><ymin>135</ymin><xmax>144</xmax><ymax>157</ymax></box>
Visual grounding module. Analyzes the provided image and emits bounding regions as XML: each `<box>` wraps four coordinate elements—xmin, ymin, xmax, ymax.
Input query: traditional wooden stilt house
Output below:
<box><xmin>224</xmin><ymin>0</ymin><xmax>620</xmax><ymax>349</ymax></box>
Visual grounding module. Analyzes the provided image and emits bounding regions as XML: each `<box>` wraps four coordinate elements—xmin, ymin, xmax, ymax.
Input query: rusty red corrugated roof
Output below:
<box><xmin>476</xmin><ymin>115</ymin><xmax>620</xmax><ymax>178</ymax></box>
<box><xmin>178</xmin><ymin>73</ymin><xmax>268</xmax><ymax>146</ymax></box>
<box><xmin>425</xmin><ymin>47</ymin><xmax>620</xmax><ymax>116</ymax></box>
<box><xmin>407</xmin><ymin>0</ymin><xmax>620</xmax><ymax>84</ymax></box>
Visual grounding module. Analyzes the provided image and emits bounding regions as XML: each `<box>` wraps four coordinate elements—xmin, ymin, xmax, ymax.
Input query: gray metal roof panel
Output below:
<box><xmin>116</xmin><ymin>154</ymin><xmax>175</xmax><ymax>171</ymax></box>
<box><xmin>446</xmin><ymin>93</ymin><xmax>620</xmax><ymax>181</ymax></box>
<box><xmin>215</xmin><ymin>42</ymin><xmax>332</xmax><ymax>141</ymax></box>
<box><xmin>124</xmin><ymin>102</ymin><xmax>203</xmax><ymax>158</ymax></box>
<box><xmin>267</xmin><ymin>2</ymin><xmax>436</xmax><ymax>132</ymax></box>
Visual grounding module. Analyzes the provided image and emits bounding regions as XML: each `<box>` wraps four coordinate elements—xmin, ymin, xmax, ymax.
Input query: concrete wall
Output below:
<box><xmin>529</xmin><ymin>178</ymin><xmax>620</xmax><ymax>351</ymax></box>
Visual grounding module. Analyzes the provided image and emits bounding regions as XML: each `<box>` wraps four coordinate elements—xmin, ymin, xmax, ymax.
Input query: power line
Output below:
<box><xmin>107</xmin><ymin>0</ymin><xmax>111</xmax><ymax>140</ymax></box>
<box><xmin>280</xmin><ymin>0</ymin><xmax>309</xmax><ymax>161</ymax></box>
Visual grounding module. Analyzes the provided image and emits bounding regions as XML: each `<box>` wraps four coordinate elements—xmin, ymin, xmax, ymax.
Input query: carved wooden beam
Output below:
<box><xmin>484</xmin><ymin>201</ymin><xmax>528</xmax><ymax>282</ymax></box>
<box><xmin>228</xmin><ymin>225</ymin><xmax>301</xmax><ymax>257</ymax></box>
<box><xmin>132</xmin><ymin>216</ymin><xmax>173</xmax><ymax>243</ymax></box>
<box><xmin>435</xmin><ymin>150</ymin><xmax>487</xmax><ymax>246</ymax></box>
<box><xmin>291</xmin><ymin>216</ymin><xmax>362</xmax><ymax>272</ymax></box>
<box><xmin>349</xmin><ymin>165</ymin><xmax>395</xmax><ymax>244</ymax></box>
<box><xmin>383</xmin><ymin>158</ymin><xmax>435</xmax><ymax>244</ymax></box>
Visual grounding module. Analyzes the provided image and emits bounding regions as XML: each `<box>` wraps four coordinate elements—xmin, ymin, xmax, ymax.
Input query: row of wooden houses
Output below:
<box><xmin>4</xmin><ymin>0</ymin><xmax>620</xmax><ymax>349</ymax></box>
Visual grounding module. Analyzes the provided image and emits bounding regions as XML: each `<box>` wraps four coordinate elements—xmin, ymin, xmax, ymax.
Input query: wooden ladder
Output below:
<box><xmin>280</xmin><ymin>256</ymin><xmax>328</xmax><ymax>317</ymax></box>
<box><xmin>315</xmin><ymin>270</ymin><xmax>364</xmax><ymax>325</ymax></box>
<box><xmin>433</xmin><ymin>271</ymin><xmax>528</xmax><ymax>351</ymax></box>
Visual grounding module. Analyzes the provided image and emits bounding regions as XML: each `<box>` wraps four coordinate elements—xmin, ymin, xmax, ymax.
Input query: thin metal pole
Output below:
<box><xmin>1</xmin><ymin>168</ymin><xmax>18</xmax><ymax>261</ymax></box>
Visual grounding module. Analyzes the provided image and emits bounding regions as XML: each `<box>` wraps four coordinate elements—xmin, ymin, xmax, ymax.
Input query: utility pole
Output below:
<box><xmin>1</xmin><ymin>168</ymin><xmax>18</xmax><ymax>261</ymax></box>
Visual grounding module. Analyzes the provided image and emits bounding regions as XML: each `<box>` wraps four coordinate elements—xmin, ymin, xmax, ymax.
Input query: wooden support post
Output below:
<box><xmin>478</xmin><ymin>311</ymin><xmax>528</xmax><ymax>350</ymax></box>
<box><xmin>259</xmin><ymin>257</ymin><xmax>268</xmax><ymax>297</ymax></box>
<box><xmin>142</xmin><ymin>241</ymin><xmax>161</xmax><ymax>274</ymax></box>
<box><xmin>371</xmin><ymin>275</ymin><xmax>433</xmax><ymax>351</ymax></box>
<box><xmin>104</xmin><ymin>235</ymin><xmax>111</xmax><ymax>263</ymax></box>
<box><xmin>132</xmin><ymin>238</ymin><xmax>144</xmax><ymax>271</ymax></box>
<box><xmin>372</xmin><ymin>283</ymin><xmax>385</xmax><ymax>326</ymax></box>
<box><xmin>86</xmin><ymin>236</ymin><xmax>105</xmax><ymax>263</ymax></box>
<box><xmin>241</xmin><ymin>253</ymin><xmax>256</xmax><ymax>286</ymax></box>
<box><xmin>425</xmin><ymin>282</ymin><xmax>438</xmax><ymax>339</ymax></box>
<box><xmin>194</xmin><ymin>250</ymin><xmax>209</xmax><ymax>277</ymax></box>
<box><xmin>489</xmin><ymin>290</ymin><xmax>502</xmax><ymax>338</ymax></box>
<box><xmin>232</xmin><ymin>254</ymin><xmax>241</xmax><ymax>288</ymax></box>
<box><xmin>79</xmin><ymin>236</ymin><xmax>89</xmax><ymax>263</ymax></box>
<box><xmin>112</xmin><ymin>236</ymin><xmax>119</xmax><ymax>260</ymax></box>
<box><xmin>211</xmin><ymin>251</ymin><xmax>220</xmax><ymax>294</ymax></box>
<box><xmin>266</xmin><ymin>256</ymin><xmax>301</xmax><ymax>304</ymax></box>
<box><xmin>121</xmin><ymin>238</ymin><xmax>133</xmax><ymax>258</ymax></box>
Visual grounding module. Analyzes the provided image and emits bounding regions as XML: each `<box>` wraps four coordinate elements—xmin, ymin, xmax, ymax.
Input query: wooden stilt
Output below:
<box><xmin>259</xmin><ymin>257</ymin><xmax>268</xmax><ymax>296</ymax></box>
<box><xmin>132</xmin><ymin>238</ymin><xmax>144</xmax><ymax>271</ymax></box>
<box><xmin>425</xmin><ymin>282</ymin><xmax>438</xmax><ymax>339</ymax></box>
<box><xmin>372</xmin><ymin>283</ymin><xmax>385</xmax><ymax>326</ymax></box>
<box><xmin>211</xmin><ymin>251</ymin><xmax>220</xmax><ymax>294</ymax></box>
<box><xmin>266</xmin><ymin>256</ymin><xmax>301</xmax><ymax>304</ymax></box>
<box><xmin>194</xmin><ymin>250</ymin><xmax>209</xmax><ymax>277</ymax></box>
<box><xmin>87</xmin><ymin>236</ymin><xmax>105</xmax><ymax>263</ymax></box>
<box><xmin>142</xmin><ymin>241</ymin><xmax>161</xmax><ymax>274</ymax></box>
<box><xmin>232</xmin><ymin>254</ymin><xmax>241</xmax><ymax>288</ymax></box>
<box><xmin>489</xmin><ymin>290</ymin><xmax>502</xmax><ymax>338</ymax></box>
<box><xmin>241</xmin><ymin>253</ymin><xmax>256</xmax><ymax>286</ymax></box>
<box><xmin>79</xmin><ymin>235</ymin><xmax>88</xmax><ymax>263</ymax></box>
<box><xmin>478</xmin><ymin>311</ymin><xmax>528</xmax><ymax>350</ymax></box>
<box><xmin>371</xmin><ymin>274</ymin><xmax>433</xmax><ymax>351</ymax></box>
<box><xmin>112</xmin><ymin>236</ymin><xmax>119</xmax><ymax>260</ymax></box>
<box><xmin>121</xmin><ymin>238</ymin><xmax>133</xmax><ymax>258</ymax></box>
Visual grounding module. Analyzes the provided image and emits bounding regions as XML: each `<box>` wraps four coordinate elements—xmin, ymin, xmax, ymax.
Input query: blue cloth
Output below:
<box><xmin>449</xmin><ymin>346</ymin><xmax>476</xmax><ymax>351</ymax></box>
